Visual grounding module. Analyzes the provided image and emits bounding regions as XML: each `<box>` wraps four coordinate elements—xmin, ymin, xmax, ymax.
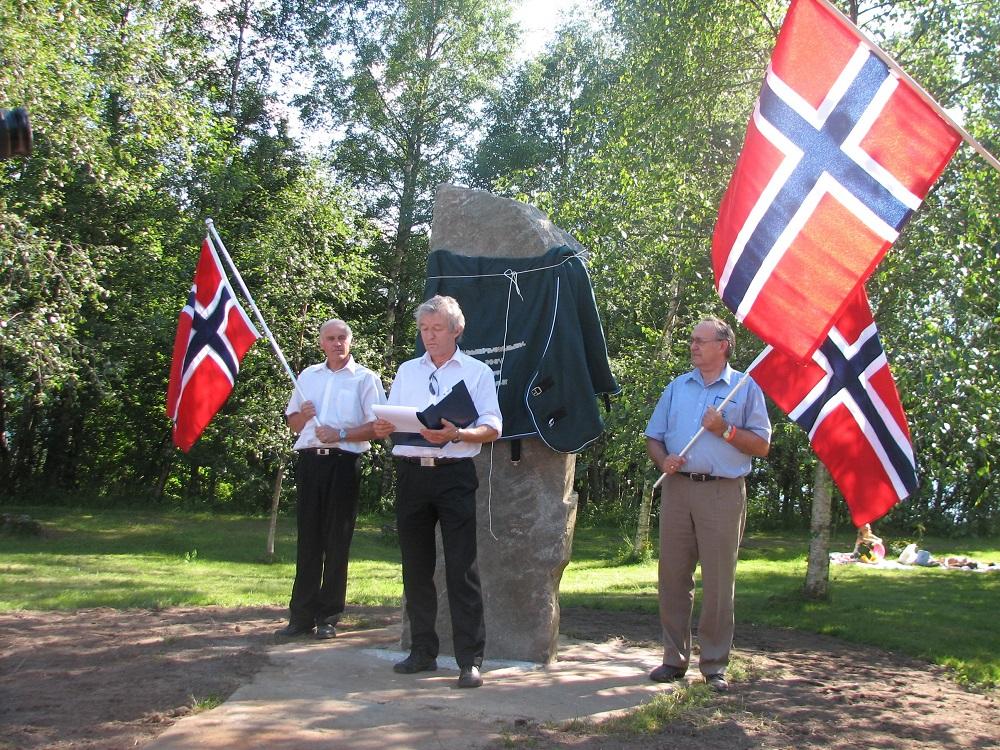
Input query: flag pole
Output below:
<box><xmin>815</xmin><ymin>0</ymin><xmax>1000</xmax><ymax>173</ymax></box>
<box><xmin>652</xmin><ymin>347</ymin><xmax>771</xmax><ymax>490</ymax></box>
<box><xmin>205</xmin><ymin>218</ymin><xmax>307</xmax><ymax>402</ymax></box>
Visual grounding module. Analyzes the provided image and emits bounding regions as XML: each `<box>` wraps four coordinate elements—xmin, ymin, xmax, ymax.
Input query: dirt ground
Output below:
<box><xmin>0</xmin><ymin>606</ymin><xmax>997</xmax><ymax>750</ymax></box>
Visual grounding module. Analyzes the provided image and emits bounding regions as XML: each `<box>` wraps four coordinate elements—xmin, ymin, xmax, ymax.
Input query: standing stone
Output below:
<box><xmin>400</xmin><ymin>184</ymin><xmax>584</xmax><ymax>664</ymax></box>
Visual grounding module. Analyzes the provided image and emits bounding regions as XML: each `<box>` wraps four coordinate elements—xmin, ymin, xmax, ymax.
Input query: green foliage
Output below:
<box><xmin>2</xmin><ymin>0</ymin><xmax>999</xmax><ymax>534</ymax></box>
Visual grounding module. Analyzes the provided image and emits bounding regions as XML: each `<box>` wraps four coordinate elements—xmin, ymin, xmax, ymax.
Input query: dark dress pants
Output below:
<box><xmin>395</xmin><ymin>458</ymin><xmax>485</xmax><ymax>668</ymax></box>
<box><xmin>289</xmin><ymin>450</ymin><xmax>361</xmax><ymax>627</ymax></box>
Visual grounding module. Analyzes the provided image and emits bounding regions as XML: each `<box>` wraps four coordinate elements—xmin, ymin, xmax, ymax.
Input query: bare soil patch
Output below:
<box><xmin>1</xmin><ymin>606</ymin><xmax>996</xmax><ymax>750</ymax></box>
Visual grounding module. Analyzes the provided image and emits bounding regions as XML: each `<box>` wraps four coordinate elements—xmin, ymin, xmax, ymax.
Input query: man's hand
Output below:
<box><xmin>300</xmin><ymin>401</ymin><xmax>317</xmax><ymax>421</ymax></box>
<box><xmin>372</xmin><ymin>418</ymin><xmax>396</xmax><ymax>440</ymax></box>
<box><xmin>702</xmin><ymin>406</ymin><xmax>726</xmax><ymax>436</ymax></box>
<box><xmin>420</xmin><ymin>418</ymin><xmax>461</xmax><ymax>446</ymax></box>
<box><xmin>315</xmin><ymin>425</ymin><xmax>339</xmax><ymax>443</ymax></box>
<box><xmin>660</xmin><ymin>453</ymin><xmax>687</xmax><ymax>475</ymax></box>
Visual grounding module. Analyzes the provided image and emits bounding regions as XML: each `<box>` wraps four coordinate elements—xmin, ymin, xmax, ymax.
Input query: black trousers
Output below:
<box><xmin>395</xmin><ymin>458</ymin><xmax>484</xmax><ymax>668</ymax></box>
<box><xmin>289</xmin><ymin>450</ymin><xmax>361</xmax><ymax>627</ymax></box>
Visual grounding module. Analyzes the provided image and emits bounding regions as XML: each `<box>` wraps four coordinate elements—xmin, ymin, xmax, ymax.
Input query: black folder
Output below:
<box><xmin>392</xmin><ymin>380</ymin><xmax>479</xmax><ymax>448</ymax></box>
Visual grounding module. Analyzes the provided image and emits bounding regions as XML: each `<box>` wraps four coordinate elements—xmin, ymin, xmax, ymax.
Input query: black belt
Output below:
<box><xmin>298</xmin><ymin>447</ymin><xmax>359</xmax><ymax>457</ymax></box>
<box><xmin>396</xmin><ymin>456</ymin><xmax>470</xmax><ymax>468</ymax></box>
<box><xmin>677</xmin><ymin>472</ymin><xmax>719</xmax><ymax>482</ymax></box>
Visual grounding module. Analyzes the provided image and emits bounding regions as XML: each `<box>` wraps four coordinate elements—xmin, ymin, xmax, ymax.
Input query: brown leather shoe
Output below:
<box><xmin>650</xmin><ymin>664</ymin><xmax>687</xmax><ymax>682</ymax></box>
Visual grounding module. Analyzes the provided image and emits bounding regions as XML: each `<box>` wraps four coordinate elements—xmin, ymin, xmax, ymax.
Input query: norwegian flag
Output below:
<box><xmin>750</xmin><ymin>287</ymin><xmax>917</xmax><ymax>525</ymax></box>
<box><xmin>713</xmin><ymin>0</ymin><xmax>961</xmax><ymax>362</ymax></box>
<box><xmin>166</xmin><ymin>237</ymin><xmax>260</xmax><ymax>452</ymax></box>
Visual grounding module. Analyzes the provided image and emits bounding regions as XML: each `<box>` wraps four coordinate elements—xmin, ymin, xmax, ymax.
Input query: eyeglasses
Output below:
<box><xmin>429</xmin><ymin>371</ymin><xmax>439</xmax><ymax>395</ymax></box>
<box><xmin>690</xmin><ymin>337</ymin><xmax>725</xmax><ymax>346</ymax></box>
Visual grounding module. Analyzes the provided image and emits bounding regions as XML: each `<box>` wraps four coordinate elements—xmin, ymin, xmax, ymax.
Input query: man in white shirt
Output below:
<box><xmin>374</xmin><ymin>295</ymin><xmax>502</xmax><ymax>688</ymax></box>
<box><xmin>277</xmin><ymin>319</ymin><xmax>386</xmax><ymax>640</ymax></box>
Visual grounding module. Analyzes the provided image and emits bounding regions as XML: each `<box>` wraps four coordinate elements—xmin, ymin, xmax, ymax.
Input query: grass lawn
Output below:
<box><xmin>0</xmin><ymin>506</ymin><xmax>402</xmax><ymax>610</ymax></box>
<box><xmin>2</xmin><ymin>506</ymin><xmax>997</xmax><ymax>689</ymax></box>
<box><xmin>560</xmin><ymin>526</ymin><xmax>1000</xmax><ymax>689</ymax></box>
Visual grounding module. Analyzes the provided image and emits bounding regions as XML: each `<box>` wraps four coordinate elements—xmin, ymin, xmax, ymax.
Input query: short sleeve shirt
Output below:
<box><xmin>644</xmin><ymin>364</ymin><xmax>771</xmax><ymax>478</ymax></box>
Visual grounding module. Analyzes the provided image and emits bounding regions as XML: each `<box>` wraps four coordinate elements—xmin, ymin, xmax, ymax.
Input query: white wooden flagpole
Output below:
<box><xmin>205</xmin><ymin>218</ymin><xmax>307</xmax><ymax>402</ymax></box>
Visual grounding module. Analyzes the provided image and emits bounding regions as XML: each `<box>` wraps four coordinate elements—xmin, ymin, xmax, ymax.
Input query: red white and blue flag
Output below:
<box><xmin>712</xmin><ymin>0</ymin><xmax>961</xmax><ymax>362</ymax></box>
<box><xmin>166</xmin><ymin>237</ymin><xmax>260</xmax><ymax>452</ymax></box>
<box><xmin>749</xmin><ymin>287</ymin><xmax>917</xmax><ymax>525</ymax></box>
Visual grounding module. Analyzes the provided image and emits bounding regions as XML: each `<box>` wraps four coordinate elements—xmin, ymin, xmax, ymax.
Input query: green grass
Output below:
<box><xmin>0</xmin><ymin>506</ymin><xmax>402</xmax><ymax>610</ymax></box>
<box><xmin>2</xmin><ymin>506</ymin><xmax>997</xmax><ymax>689</ymax></box>
<box><xmin>565</xmin><ymin>683</ymin><xmax>715</xmax><ymax>735</ymax></box>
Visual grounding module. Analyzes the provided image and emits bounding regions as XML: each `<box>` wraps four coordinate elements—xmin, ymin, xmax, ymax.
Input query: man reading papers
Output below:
<box><xmin>373</xmin><ymin>295</ymin><xmax>502</xmax><ymax>689</ymax></box>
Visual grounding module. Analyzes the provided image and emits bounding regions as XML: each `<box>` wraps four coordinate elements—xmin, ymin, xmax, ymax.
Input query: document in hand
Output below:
<box><xmin>392</xmin><ymin>380</ymin><xmax>479</xmax><ymax>448</ymax></box>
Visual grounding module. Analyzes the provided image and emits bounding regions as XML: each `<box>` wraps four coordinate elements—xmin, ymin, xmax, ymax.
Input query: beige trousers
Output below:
<box><xmin>658</xmin><ymin>474</ymin><xmax>746</xmax><ymax>676</ymax></box>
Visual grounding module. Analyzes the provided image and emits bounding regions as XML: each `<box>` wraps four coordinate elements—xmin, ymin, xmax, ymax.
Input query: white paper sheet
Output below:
<box><xmin>373</xmin><ymin>404</ymin><xmax>425</xmax><ymax>432</ymax></box>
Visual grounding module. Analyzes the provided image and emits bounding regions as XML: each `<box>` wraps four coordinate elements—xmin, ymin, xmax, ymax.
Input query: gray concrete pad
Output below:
<box><xmin>146</xmin><ymin>622</ymin><xmax>683</xmax><ymax>749</ymax></box>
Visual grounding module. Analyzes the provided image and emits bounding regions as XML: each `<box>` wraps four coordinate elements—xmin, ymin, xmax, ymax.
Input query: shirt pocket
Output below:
<box><xmin>713</xmin><ymin>394</ymin><xmax>736</xmax><ymax>424</ymax></box>
<box><xmin>336</xmin><ymin>389</ymin><xmax>361</xmax><ymax>427</ymax></box>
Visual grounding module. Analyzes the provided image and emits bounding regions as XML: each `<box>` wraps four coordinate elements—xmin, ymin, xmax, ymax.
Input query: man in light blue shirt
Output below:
<box><xmin>644</xmin><ymin>317</ymin><xmax>770</xmax><ymax>692</ymax></box>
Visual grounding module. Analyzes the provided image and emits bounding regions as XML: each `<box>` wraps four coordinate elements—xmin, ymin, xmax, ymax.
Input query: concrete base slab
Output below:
<box><xmin>146</xmin><ymin>623</ymin><xmax>682</xmax><ymax>750</ymax></box>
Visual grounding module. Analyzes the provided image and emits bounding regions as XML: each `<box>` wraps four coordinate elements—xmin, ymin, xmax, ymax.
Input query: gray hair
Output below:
<box><xmin>699</xmin><ymin>316</ymin><xmax>735</xmax><ymax>360</ymax></box>
<box><xmin>320</xmin><ymin>318</ymin><xmax>353</xmax><ymax>338</ymax></box>
<box><xmin>415</xmin><ymin>295</ymin><xmax>465</xmax><ymax>333</ymax></box>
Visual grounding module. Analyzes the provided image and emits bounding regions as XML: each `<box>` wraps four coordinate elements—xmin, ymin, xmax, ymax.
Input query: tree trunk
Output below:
<box><xmin>265</xmin><ymin>463</ymin><xmax>285</xmax><ymax>562</ymax></box>
<box><xmin>382</xmin><ymin>149</ymin><xmax>421</xmax><ymax>365</ymax></box>
<box><xmin>227</xmin><ymin>0</ymin><xmax>252</xmax><ymax>121</ymax></box>
<box><xmin>657</xmin><ymin>275</ymin><xmax>683</xmax><ymax>359</ymax></box>
<box><xmin>633</xmin><ymin>477</ymin><xmax>654</xmax><ymax>555</ymax></box>
<box><xmin>153</xmin><ymin>431</ymin><xmax>175</xmax><ymax>500</ymax></box>
<box><xmin>803</xmin><ymin>462</ymin><xmax>833</xmax><ymax>599</ymax></box>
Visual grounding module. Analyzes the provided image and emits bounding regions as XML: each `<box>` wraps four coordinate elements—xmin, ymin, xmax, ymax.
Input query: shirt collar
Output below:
<box><xmin>419</xmin><ymin>348</ymin><xmax>464</xmax><ymax>369</ymax></box>
<box><xmin>685</xmin><ymin>362</ymin><xmax>735</xmax><ymax>388</ymax></box>
<box><xmin>325</xmin><ymin>356</ymin><xmax>357</xmax><ymax>375</ymax></box>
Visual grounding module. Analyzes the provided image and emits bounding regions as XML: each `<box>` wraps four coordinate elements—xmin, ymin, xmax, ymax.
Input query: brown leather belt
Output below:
<box><xmin>677</xmin><ymin>472</ymin><xmax>719</xmax><ymax>482</ymax></box>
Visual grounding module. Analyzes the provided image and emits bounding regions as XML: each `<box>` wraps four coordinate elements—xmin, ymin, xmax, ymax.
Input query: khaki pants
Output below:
<box><xmin>658</xmin><ymin>475</ymin><xmax>746</xmax><ymax>676</ymax></box>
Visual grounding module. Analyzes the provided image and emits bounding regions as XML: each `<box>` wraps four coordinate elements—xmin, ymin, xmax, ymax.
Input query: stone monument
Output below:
<box><xmin>399</xmin><ymin>183</ymin><xmax>599</xmax><ymax>664</ymax></box>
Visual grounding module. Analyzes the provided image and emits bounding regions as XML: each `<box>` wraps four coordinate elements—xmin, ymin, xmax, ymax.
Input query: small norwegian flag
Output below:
<box><xmin>166</xmin><ymin>236</ymin><xmax>260</xmax><ymax>451</ymax></box>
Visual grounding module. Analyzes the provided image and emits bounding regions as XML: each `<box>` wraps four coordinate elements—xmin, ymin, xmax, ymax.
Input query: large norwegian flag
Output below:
<box><xmin>713</xmin><ymin>0</ymin><xmax>961</xmax><ymax>362</ymax></box>
<box><xmin>166</xmin><ymin>237</ymin><xmax>260</xmax><ymax>452</ymax></box>
<box><xmin>750</xmin><ymin>287</ymin><xmax>917</xmax><ymax>525</ymax></box>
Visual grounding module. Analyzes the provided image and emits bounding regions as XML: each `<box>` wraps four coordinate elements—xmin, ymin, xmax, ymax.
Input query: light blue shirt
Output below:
<box><xmin>644</xmin><ymin>364</ymin><xmax>771</xmax><ymax>478</ymax></box>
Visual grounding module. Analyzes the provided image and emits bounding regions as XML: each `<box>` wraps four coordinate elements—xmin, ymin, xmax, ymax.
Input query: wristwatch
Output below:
<box><xmin>338</xmin><ymin>427</ymin><xmax>348</xmax><ymax>441</ymax></box>
<box><xmin>722</xmin><ymin>423</ymin><xmax>736</xmax><ymax>442</ymax></box>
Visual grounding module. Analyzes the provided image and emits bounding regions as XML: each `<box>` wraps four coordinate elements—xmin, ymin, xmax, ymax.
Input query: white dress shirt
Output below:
<box><xmin>286</xmin><ymin>357</ymin><xmax>386</xmax><ymax>453</ymax></box>
<box><xmin>387</xmin><ymin>348</ymin><xmax>503</xmax><ymax>458</ymax></box>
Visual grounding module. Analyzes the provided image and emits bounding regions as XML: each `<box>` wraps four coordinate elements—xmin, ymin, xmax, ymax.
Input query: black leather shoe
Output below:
<box><xmin>274</xmin><ymin>622</ymin><xmax>315</xmax><ymax>638</ymax></box>
<box><xmin>457</xmin><ymin>665</ymin><xmax>482</xmax><ymax>688</ymax></box>
<box><xmin>393</xmin><ymin>652</ymin><xmax>438</xmax><ymax>674</ymax></box>
<box><xmin>650</xmin><ymin>663</ymin><xmax>687</xmax><ymax>682</ymax></box>
<box><xmin>705</xmin><ymin>673</ymin><xmax>729</xmax><ymax>692</ymax></box>
<box><xmin>316</xmin><ymin>622</ymin><xmax>337</xmax><ymax>639</ymax></box>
